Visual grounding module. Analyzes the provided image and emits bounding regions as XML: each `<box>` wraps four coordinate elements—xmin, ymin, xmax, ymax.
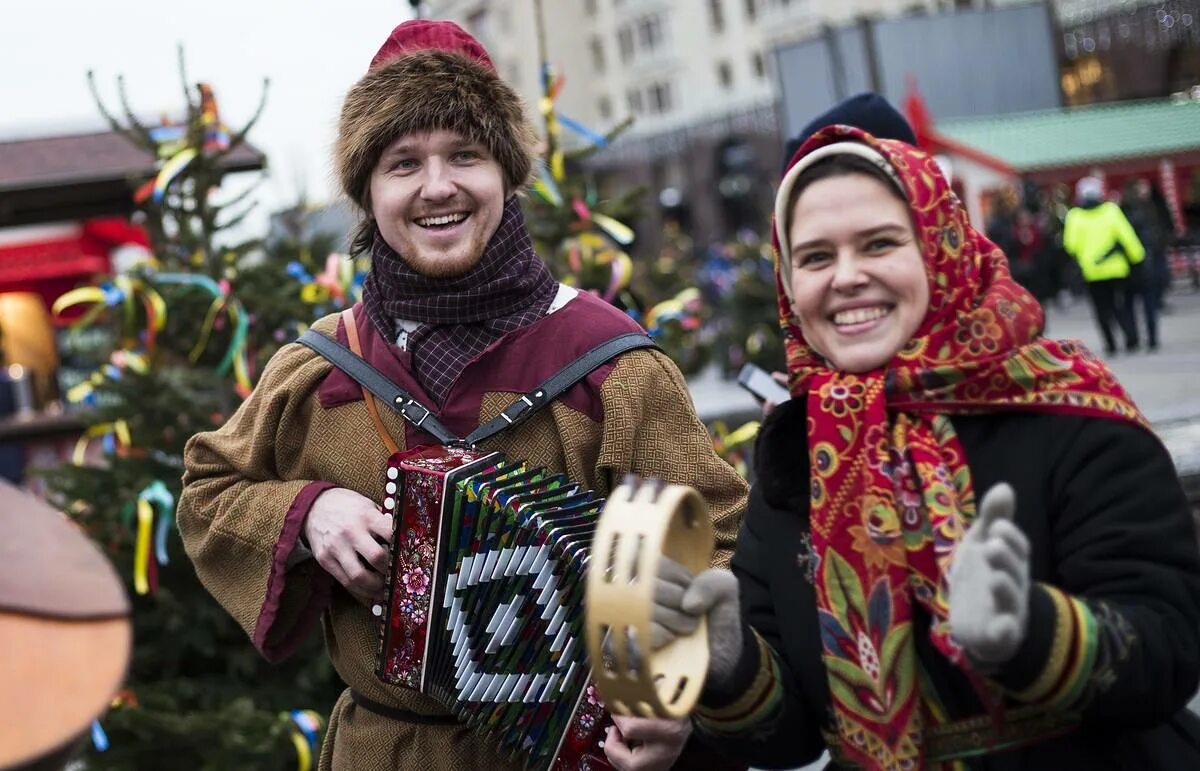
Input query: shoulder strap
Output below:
<box><xmin>341</xmin><ymin>308</ymin><xmax>400</xmax><ymax>455</ymax></box>
<box><xmin>298</xmin><ymin>325</ymin><xmax>658</xmax><ymax>448</ymax></box>
<box><xmin>464</xmin><ymin>332</ymin><xmax>658</xmax><ymax>447</ymax></box>
<box><xmin>296</xmin><ymin>325</ymin><xmax>461</xmax><ymax>447</ymax></box>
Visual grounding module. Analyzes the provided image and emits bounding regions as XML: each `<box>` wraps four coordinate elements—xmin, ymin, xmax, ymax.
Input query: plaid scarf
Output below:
<box><xmin>361</xmin><ymin>196</ymin><xmax>558</xmax><ymax>405</ymax></box>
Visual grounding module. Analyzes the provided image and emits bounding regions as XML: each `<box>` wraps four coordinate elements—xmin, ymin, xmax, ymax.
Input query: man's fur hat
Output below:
<box><xmin>334</xmin><ymin>20</ymin><xmax>537</xmax><ymax>244</ymax></box>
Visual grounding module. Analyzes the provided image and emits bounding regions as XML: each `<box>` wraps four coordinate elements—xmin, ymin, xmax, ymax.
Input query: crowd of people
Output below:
<box><xmin>985</xmin><ymin>173</ymin><xmax>1196</xmax><ymax>355</ymax></box>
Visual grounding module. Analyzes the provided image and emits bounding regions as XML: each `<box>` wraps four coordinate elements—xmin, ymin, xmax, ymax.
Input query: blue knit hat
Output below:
<box><xmin>782</xmin><ymin>92</ymin><xmax>916</xmax><ymax>174</ymax></box>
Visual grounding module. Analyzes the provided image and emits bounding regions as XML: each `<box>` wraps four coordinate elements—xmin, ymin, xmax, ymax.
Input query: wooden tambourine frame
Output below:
<box><xmin>585</xmin><ymin>478</ymin><xmax>714</xmax><ymax>719</ymax></box>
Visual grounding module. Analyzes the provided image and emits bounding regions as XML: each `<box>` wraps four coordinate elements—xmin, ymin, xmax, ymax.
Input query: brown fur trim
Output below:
<box><xmin>334</xmin><ymin>50</ymin><xmax>537</xmax><ymax>236</ymax></box>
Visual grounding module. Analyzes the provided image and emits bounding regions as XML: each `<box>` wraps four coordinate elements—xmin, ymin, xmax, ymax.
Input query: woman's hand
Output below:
<box><xmin>603</xmin><ymin>715</ymin><xmax>692</xmax><ymax>771</ymax></box>
<box><xmin>303</xmin><ymin>487</ymin><xmax>393</xmax><ymax>606</ymax></box>
<box><xmin>948</xmin><ymin>482</ymin><xmax>1031</xmax><ymax>664</ymax></box>
<box><xmin>652</xmin><ymin>558</ymin><xmax>744</xmax><ymax>684</ymax></box>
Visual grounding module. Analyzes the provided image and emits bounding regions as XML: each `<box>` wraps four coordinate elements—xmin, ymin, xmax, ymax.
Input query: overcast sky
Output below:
<box><xmin>2</xmin><ymin>0</ymin><xmax>415</xmax><ymax>234</ymax></box>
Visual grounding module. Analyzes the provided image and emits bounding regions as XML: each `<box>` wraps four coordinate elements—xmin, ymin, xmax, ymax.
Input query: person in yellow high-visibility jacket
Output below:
<box><xmin>1063</xmin><ymin>176</ymin><xmax>1145</xmax><ymax>355</ymax></box>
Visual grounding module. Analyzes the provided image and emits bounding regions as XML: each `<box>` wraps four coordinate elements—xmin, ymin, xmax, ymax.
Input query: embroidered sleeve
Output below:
<box><xmin>1000</xmin><ymin>583</ymin><xmax>1099</xmax><ymax>709</ymax></box>
<box><xmin>694</xmin><ymin>630</ymin><xmax>785</xmax><ymax>736</ymax></box>
<box><xmin>992</xmin><ymin>582</ymin><xmax>1145</xmax><ymax>718</ymax></box>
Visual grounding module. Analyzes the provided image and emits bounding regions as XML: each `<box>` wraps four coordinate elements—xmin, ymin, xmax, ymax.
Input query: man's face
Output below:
<box><xmin>369</xmin><ymin>129</ymin><xmax>506</xmax><ymax>278</ymax></box>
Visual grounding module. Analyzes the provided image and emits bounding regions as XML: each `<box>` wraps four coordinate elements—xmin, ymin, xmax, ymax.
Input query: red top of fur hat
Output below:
<box><xmin>369</xmin><ymin>19</ymin><xmax>495</xmax><ymax>73</ymax></box>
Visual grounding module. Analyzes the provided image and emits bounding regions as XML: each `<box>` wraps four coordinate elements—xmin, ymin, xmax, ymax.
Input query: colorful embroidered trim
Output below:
<box><xmin>694</xmin><ymin>631</ymin><xmax>784</xmax><ymax>735</ymax></box>
<box><xmin>1009</xmin><ymin>584</ymin><xmax>1098</xmax><ymax>710</ymax></box>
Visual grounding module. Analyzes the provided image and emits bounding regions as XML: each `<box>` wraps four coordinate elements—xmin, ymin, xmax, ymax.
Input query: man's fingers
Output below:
<box><xmin>681</xmin><ymin>569</ymin><xmax>736</xmax><ymax>615</ymax></box>
<box><xmin>353</xmin><ymin>533</ymin><xmax>392</xmax><ymax>575</ymax></box>
<box><xmin>367</xmin><ymin>511</ymin><xmax>394</xmax><ymax>544</ymax></box>
<box><xmin>973</xmin><ymin>482</ymin><xmax>1016</xmax><ymax>536</ymax></box>
<box><xmin>609</xmin><ymin>715</ymin><xmax>690</xmax><ymax>743</ymax></box>
<box><xmin>603</xmin><ymin>726</ymin><xmax>637</xmax><ymax>770</ymax></box>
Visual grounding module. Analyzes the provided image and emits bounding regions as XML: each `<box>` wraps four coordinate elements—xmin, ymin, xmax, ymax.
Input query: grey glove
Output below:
<box><xmin>948</xmin><ymin>482</ymin><xmax>1032</xmax><ymax>665</ymax></box>
<box><xmin>651</xmin><ymin>557</ymin><xmax>744</xmax><ymax>684</ymax></box>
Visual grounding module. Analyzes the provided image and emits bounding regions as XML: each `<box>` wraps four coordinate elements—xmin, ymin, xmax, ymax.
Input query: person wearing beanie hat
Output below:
<box><xmin>176</xmin><ymin>19</ymin><xmax>747</xmax><ymax>771</ymax></box>
<box><xmin>780</xmin><ymin>92</ymin><xmax>917</xmax><ymax>175</ymax></box>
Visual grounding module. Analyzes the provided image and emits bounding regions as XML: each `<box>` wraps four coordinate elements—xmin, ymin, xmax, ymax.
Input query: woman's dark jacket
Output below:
<box><xmin>696</xmin><ymin>397</ymin><xmax>1200</xmax><ymax>770</ymax></box>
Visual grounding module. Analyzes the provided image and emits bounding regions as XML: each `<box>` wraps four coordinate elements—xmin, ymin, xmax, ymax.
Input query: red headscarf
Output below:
<box><xmin>772</xmin><ymin>126</ymin><xmax>1144</xmax><ymax>768</ymax></box>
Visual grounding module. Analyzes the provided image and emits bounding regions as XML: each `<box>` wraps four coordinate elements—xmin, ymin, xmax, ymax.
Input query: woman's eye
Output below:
<box><xmin>795</xmin><ymin>252</ymin><xmax>831</xmax><ymax>269</ymax></box>
<box><xmin>866</xmin><ymin>238</ymin><xmax>897</xmax><ymax>252</ymax></box>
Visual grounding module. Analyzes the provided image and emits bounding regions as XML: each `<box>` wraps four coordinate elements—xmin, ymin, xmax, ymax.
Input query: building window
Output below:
<box><xmin>717</xmin><ymin>60</ymin><xmax>733</xmax><ymax>88</ymax></box>
<box><xmin>745</xmin><ymin>0</ymin><xmax>757</xmax><ymax>21</ymax></box>
<box><xmin>637</xmin><ymin>13</ymin><xmax>665</xmax><ymax>52</ymax></box>
<box><xmin>752</xmin><ymin>51</ymin><xmax>766</xmax><ymax>78</ymax></box>
<box><xmin>590</xmin><ymin>36</ymin><xmax>606</xmax><ymax>73</ymax></box>
<box><xmin>618</xmin><ymin>25</ymin><xmax>635</xmax><ymax>62</ymax></box>
<box><xmin>648</xmin><ymin>81</ymin><xmax>673</xmax><ymax>113</ymax></box>
<box><xmin>626</xmin><ymin>88</ymin><xmax>644</xmax><ymax>114</ymax></box>
<box><xmin>710</xmin><ymin>0</ymin><xmax>725</xmax><ymax>33</ymax></box>
<box><xmin>598</xmin><ymin>95</ymin><xmax>612</xmax><ymax>120</ymax></box>
<box><xmin>584</xmin><ymin>0</ymin><xmax>597</xmax><ymax>16</ymax></box>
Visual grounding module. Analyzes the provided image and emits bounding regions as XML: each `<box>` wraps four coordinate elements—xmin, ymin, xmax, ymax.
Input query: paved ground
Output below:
<box><xmin>687</xmin><ymin>286</ymin><xmax>1200</xmax><ymax>771</ymax></box>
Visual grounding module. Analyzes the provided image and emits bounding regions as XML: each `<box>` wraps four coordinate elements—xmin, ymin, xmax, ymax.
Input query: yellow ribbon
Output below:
<box><xmin>134</xmin><ymin>498</ymin><xmax>153</xmax><ymax>595</ymax></box>
<box><xmin>72</xmin><ymin>420</ymin><xmax>132</xmax><ymax>465</ymax></box>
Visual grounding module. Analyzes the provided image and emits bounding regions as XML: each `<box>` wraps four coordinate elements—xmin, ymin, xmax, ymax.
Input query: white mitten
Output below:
<box><xmin>948</xmin><ymin>482</ymin><xmax>1032</xmax><ymax>665</ymax></box>
<box><xmin>651</xmin><ymin>557</ymin><xmax>744</xmax><ymax>684</ymax></box>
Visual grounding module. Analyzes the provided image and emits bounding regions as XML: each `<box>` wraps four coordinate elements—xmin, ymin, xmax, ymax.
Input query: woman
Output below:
<box><xmin>649</xmin><ymin>127</ymin><xmax>1200</xmax><ymax>770</ymax></box>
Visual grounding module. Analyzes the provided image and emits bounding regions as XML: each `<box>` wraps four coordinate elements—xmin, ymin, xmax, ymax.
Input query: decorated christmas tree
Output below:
<box><xmin>701</xmin><ymin>230</ymin><xmax>786</xmax><ymax>378</ymax></box>
<box><xmin>38</xmin><ymin>53</ymin><xmax>349</xmax><ymax>769</ymax></box>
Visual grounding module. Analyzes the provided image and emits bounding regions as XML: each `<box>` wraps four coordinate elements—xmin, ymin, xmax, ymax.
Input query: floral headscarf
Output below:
<box><xmin>772</xmin><ymin>126</ymin><xmax>1144</xmax><ymax>769</ymax></box>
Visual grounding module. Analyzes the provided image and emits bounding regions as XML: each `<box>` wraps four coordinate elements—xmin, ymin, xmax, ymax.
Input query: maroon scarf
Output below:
<box><xmin>361</xmin><ymin>196</ymin><xmax>558</xmax><ymax>405</ymax></box>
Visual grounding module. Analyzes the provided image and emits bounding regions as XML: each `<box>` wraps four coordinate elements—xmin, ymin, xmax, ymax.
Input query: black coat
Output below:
<box><xmin>699</xmin><ymin>398</ymin><xmax>1200</xmax><ymax>770</ymax></box>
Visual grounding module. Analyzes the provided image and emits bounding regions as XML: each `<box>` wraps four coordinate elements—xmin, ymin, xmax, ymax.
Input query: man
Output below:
<box><xmin>176</xmin><ymin>19</ymin><xmax>746</xmax><ymax>771</ymax></box>
<box><xmin>1063</xmin><ymin>176</ymin><xmax>1146</xmax><ymax>355</ymax></box>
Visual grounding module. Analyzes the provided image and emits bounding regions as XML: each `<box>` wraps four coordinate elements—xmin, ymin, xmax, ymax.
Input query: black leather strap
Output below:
<box><xmin>297</xmin><ymin>329</ymin><xmax>460</xmax><ymax>446</ymax></box>
<box><xmin>298</xmin><ymin>328</ymin><xmax>657</xmax><ymax>448</ymax></box>
<box><xmin>464</xmin><ymin>332</ymin><xmax>657</xmax><ymax>446</ymax></box>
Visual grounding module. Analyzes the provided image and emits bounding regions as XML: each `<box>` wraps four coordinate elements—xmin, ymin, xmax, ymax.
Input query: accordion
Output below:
<box><xmin>375</xmin><ymin>445</ymin><xmax>613</xmax><ymax>771</ymax></box>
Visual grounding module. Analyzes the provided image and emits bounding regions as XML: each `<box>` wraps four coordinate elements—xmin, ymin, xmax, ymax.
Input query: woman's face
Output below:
<box><xmin>787</xmin><ymin>173</ymin><xmax>930</xmax><ymax>373</ymax></box>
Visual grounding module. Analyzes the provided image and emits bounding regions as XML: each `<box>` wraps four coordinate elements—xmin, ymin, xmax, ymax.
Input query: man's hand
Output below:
<box><xmin>651</xmin><ymin>558</ymin><xmax>744</xmax><ymax>684</ymax></box>
<box><xmin>603</xmin><ymin>715</ymin><xmax>692</xmax><ymax>771</ymax></box>
<box><xmin>303</xmin><ymin>487</ymin><xmax>393</xmax><ymax>606</ymax></box>
<box><xmin>948</xmin><ymin>482</ymin><xmax>1031</xmax><ymax>665</ymax></box>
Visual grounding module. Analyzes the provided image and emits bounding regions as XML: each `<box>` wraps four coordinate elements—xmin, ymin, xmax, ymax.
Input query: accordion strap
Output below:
<box><xmin>342</xmin><ymin>308</ymin><xmax>400</xmax><ymax>454</ymax></box>
<box><xmin>463</xmin><ymin>332</ymin><xmax>657</xmax><ymax>446</ymax></box>
<box><xmin>297</xmin><ymin>321</ymin><xmax>461</xmax><ymax>446</ymax></box>
<box><xmin>298</xmin><ymin>314</ymin><xmax>657</xmax><ymax>448</ymax></box>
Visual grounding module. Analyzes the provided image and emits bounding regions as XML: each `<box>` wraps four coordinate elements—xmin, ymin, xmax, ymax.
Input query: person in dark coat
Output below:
<box><xmin>650</xmin><ymin>127</ymin><xmax>1200</xmax><ymax>770</ymax></box>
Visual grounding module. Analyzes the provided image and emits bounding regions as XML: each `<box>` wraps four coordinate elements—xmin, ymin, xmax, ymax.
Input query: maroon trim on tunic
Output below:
<box><xmin>254</xmin><ymin>479</ymin><xmax>336</xmax><ymax>663</ymax></box>
<box><xmin>316</xmin><ymin>293</ymin><xmax>647</xmax><ymax>445</ymax></box>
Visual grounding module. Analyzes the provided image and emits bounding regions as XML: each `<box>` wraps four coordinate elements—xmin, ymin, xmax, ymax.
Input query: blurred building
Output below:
<box><xmin>424</xmin><ymin>0</ymin><xmax>1020</xmax><ymax>252</ymax></box>
<box><xmin>1058</xmin><ymin>0</ymin><xmax>1200</xmax><ymax>105</ymax></box>
<box><xmin>919</xmin><ymin>96</ymin><xmax>1200</xmax><ymax>227</ymax></box>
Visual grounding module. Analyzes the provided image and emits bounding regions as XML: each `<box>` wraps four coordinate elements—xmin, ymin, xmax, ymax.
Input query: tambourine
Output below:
<box><xmin>585</xmin><ymin>477</ymin><xmax>714</xmax><ymax>719</ymax></box>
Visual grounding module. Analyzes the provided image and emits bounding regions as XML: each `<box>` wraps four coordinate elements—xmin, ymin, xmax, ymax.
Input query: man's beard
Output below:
<box><xmin>399</xmin><ymin>230</ymin><xmax>489</xmax><ymax>279</ymax></box>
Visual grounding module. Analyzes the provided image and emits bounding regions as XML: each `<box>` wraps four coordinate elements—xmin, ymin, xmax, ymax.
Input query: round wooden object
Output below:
<box><xmin>585</xmin><ymin>479</ymin><xmax>714</xmax><ymax>719</ymax></box>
